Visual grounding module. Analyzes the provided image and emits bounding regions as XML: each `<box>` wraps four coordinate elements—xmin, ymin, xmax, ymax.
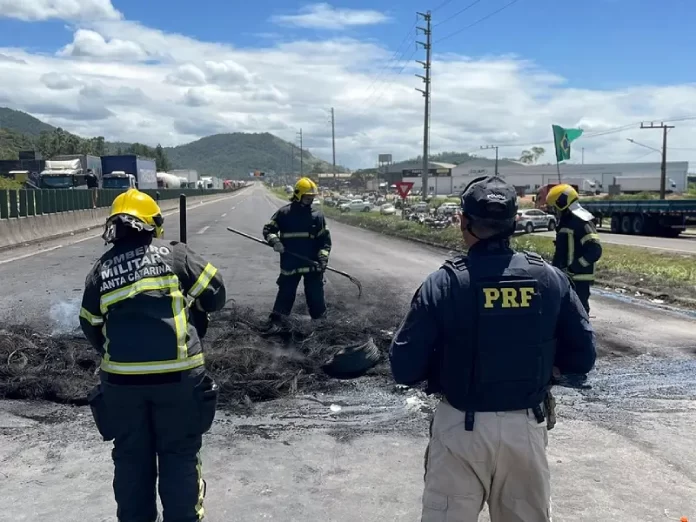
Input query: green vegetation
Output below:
<box><xmin>0</xmin><ymin>128</ymin><xmax>35</xmax><ymax>160</ymax></box>
<box><xmin>0</xmin><ymin>107</ymin><xmax>341</xmax><ymax>179</ymax></box>
<box><xmin>314</xmin><ymin>201</ymin><xmax>696</xmax><ymax>295</ymax></box>
<box><xmin>0</xmin><ymin>107</ymin><xmax>55</xmax><ymax>136</ymax></box>
<box><xmin>164</xmin><ymin>132</ymin><xmax>347</xmax><ymax>179</ymax></box>
<box><xmin>0</xmin><ymin>177</ymin><xmax>23</xmax><ymax>190</ymax></box>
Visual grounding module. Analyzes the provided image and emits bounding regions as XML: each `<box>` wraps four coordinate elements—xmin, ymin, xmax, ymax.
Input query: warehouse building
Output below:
<box><xmin>401</xmin><ymin>159</ymin><xmax>691</xmax><ymax>196</ymax></box>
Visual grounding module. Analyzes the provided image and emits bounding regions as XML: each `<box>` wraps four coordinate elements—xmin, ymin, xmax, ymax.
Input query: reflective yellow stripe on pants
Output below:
<box><xmin>99</xmin><ymin>275</ymin><xmax>201</xmax><ymax>375</ymax></box>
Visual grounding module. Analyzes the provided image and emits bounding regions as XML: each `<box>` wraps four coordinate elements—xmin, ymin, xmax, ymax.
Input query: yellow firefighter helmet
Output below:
<box><xmin>103</xmin><ymin>189</ymin><xmax>164</xmax><ymax>242</ymax></box>
<box><xmin>546</xmin><ymin>183</ymin><xmax>579</xmax><ymax>212</ymax></box>
<box><xmin>292</xmin><ymin>177</ymin><xmax>319</xmax><ymax>201</ymax></box>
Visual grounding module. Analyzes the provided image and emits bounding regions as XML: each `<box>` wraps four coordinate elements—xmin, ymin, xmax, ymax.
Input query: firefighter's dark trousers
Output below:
<box><xmin>88</xmin><ymin>369</ymin><xmax>218</xmax><ymax>522</ymax></box>
<box><xmin>573</xmin><ymin>281</ymin><xmax>592</xmax><ymax>314</ymax></box>
<box><xmin>271</xmin><ymin>271</ymin><xmax>326</xmax><ymax>320</ymax></box>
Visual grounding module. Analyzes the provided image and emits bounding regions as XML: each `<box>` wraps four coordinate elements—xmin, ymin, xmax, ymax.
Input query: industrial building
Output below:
<box><xmin>395</xmin><ymin>159</ymin><xmax>691</xmax><ymax>196</ymax></box>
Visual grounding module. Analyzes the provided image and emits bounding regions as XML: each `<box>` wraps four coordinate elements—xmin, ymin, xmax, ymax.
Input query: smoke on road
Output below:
<box><xmin>0</xmin><ymin>292</ymin><xmax>406</xmax><ymax>409</ymax></box>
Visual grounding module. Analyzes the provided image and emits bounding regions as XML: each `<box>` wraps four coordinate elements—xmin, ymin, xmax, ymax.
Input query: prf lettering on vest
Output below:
<box><xmin>483</xmin><ymin>286</ymin><xmax>535</xmax><ymax>308</ymax></box>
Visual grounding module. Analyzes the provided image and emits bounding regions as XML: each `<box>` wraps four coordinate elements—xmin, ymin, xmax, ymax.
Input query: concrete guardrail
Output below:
<box><xmin>0</xmin><ymin>187</ymin><xmax>245</xmax><ymax>251</ymax></box>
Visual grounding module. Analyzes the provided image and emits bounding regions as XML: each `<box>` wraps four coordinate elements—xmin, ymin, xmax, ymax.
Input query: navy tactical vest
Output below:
<box><xmin>437</xmin><ymin>249</ymin><xmax>557</xmax><ymax>416</ymax></box>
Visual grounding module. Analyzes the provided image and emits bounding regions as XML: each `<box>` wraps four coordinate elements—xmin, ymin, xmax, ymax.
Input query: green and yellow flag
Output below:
<box><xmin>552</xmin><ymin>124</ymin><xmax>583</xmax><ymax>162</ymax></box>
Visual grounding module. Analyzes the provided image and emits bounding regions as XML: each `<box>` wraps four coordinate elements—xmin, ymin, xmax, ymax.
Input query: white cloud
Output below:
<box><xmin>58</xmin><ymin>29</ymin><xmax>147</xmax><ymax>61</ymax></box>
<box><xmin>0</xmin><ymin>0</ymin><xmax>121</xmax><ymax>22</ymax></box>
<box><xmin>271</xmin><ymin>3</ymin><xmax>389</xmax><ymax>30</ymax></box>
<box><xmin>1</xmin><ymin>15</ymin><xmax>695</xmax><ymax>170</ymax></box>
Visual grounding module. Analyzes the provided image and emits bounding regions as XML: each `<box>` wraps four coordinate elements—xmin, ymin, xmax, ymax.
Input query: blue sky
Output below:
<box><xmin>0</xmin><ymin>0</ymin><xmax>694</xmax><ymax>167</ymax></box>
<box><xmin>2</xmin><ymin>0</ymin><xmax>693</xmax><ymax>89</ymax></box>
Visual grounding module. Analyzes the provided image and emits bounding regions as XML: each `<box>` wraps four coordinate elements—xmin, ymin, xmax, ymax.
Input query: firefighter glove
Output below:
<box><xmin>318</xmin><ymin>256</ymin><xmax>328</xmax><ymax>272</ymax></box>
<box><xmin>273</xmin><ymin>241</ymin><xmax>285</xmax><ymax>253</ymax></box>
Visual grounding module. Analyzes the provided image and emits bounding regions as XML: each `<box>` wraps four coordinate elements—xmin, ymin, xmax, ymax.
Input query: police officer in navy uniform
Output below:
<box><xmin>389</xmin><ymin>176</ymin><xmax>596</xmax><ymax>522</ymax></box>
<box><xmin>79</xmin><ymin>188</ymin><xmax>226</xmax><ymax>522</ymax></box>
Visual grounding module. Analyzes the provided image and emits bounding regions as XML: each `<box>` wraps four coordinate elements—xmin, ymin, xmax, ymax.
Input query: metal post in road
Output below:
<box><xmin>481</xmin><ymin>145</ymin><xmax>499</xmax><ymax>176</ymax></box>
<box><xmin>179</xmin><ymin>194</ymin><xmax>187</xmax><ymax>243</ymax></box>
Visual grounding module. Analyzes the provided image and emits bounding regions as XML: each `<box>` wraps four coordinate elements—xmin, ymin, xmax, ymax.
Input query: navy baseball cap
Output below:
<box><xmin>460</xmin><ymin>175</ymin><xmax>518</xmax><ymax>225</ymax></box>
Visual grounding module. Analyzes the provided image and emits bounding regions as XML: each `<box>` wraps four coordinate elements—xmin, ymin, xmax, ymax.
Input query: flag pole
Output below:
<box><xmin>552</xmin><ymin>124</ymin><xmax>562</xmax><ymax>182</ymax></box>
<box><xmin>556</xmin><ymin>160</ymin><xmax>561</xmax><ymax>183</ymax></box>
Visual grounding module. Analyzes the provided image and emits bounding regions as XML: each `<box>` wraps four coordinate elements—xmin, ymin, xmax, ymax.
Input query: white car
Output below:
<box><xmin>339</xmin><ymin>199</ymin><xmax>372</xmax><ymax>212</ymax></box>
<box><xmin>380</xmin><ymin>203</ymin><xmax>396</xmax><ymax>215</ymax></box>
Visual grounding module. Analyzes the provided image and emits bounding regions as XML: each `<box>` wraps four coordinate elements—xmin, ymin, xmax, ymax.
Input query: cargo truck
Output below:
<box><xmin>612</xmin><ymin>175</ymin><xmax>677</xmax><ymax>194</ymax></box>
<box><xmin>582</xmin><ymin>199</ymin><xmax>696</xmax><ymax>237</ymax></box>
<box><xmin>101</xmin><ymin>155</ymin><xmax>157</xmax><ymax>190</ymax></box>
<box><xmin>39</xmin><ymin>154</ymin><xmax>101</xmax><ymax>189</ymax></box>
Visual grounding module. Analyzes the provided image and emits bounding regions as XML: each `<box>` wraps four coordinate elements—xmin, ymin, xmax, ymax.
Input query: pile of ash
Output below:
<box><xmin>0</xmin><ymin>298</ymin><xmax>404</xmax><ymax>408</ymax></box>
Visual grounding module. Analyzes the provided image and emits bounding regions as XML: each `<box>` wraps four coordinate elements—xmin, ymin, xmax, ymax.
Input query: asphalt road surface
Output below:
<box><xmin>1</xmin><ymin>183</ymin><xmax>695</xmax><ymax>521</ymax></box>
<box><xmin>534</xmin><ymin>229</ymin><xmax>696</xmax><ymax>254</ymax></box>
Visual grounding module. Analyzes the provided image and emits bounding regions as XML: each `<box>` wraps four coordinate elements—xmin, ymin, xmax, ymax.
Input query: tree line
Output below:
<box><xmin>27</xmin><ymin>128</ymin><xmax>171</xmax><ymax>171</ymax></box>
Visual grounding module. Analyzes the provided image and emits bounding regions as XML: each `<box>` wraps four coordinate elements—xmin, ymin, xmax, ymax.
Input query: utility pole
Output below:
<box><xmin>480</xmin><ymin>145</ymin><xmax>499</xmax><ymax>176</ymax></box>
<box><xmin>582</xmin><ymin>147</ymin><xmax>585</xmax><ymax>165</ymax></box>
<box><xmin>290</xmin><ymin>143</ymin><xmax>295</xmax><ymax>177</ymax></box>
<box><xmin>331</xmin><ymin>108</ymin><xmax>336</xmax><ymax>180</ymax></box>
<box><xmin>416</xmin><ymin>10</ymin><xmax>432</xmax><ymax>201</ymax></box>
<box><xmin>296</xmin><ymin>129</ymin><xmax>303</xmax><ymax>177</ymax></box>
<box><xmin>640</xmin><ymin>122</ymin><xmax>674</xmax><ymax>199</ymax></box>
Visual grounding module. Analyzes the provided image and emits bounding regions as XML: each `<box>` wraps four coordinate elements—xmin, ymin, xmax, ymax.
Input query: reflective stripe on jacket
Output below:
<box><xmin>552</xmin><ymin>213</ymin><xmax>602</xmax><ymax>282</ymax></box>
<box><xmin>79</xmin><ymin>237</ymin><xmax>226</xmax><ymax>375</ymax></box>
<box><xmin>262</xmin><ymin>202</ymin><xmax>332</xmax><ymax>274</ymax></box>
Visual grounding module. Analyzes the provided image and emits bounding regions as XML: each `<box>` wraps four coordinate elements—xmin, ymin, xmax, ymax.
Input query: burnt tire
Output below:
<box><xmin>322</xmin><ymin>337</ymin><xmax>381</xmax><ymax>379</ymax></box>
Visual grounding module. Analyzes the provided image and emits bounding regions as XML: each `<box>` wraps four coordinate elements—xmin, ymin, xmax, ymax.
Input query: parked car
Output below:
<box><xmin>516</xmin><ymin>209</ymin><xmax>556</xmax><ymax>233</ymax></box>
<box><xmin>340</xmin><ymin>199</ymin><xmax>372</xmax><ymax>212</ymax></box>
<box><xmin>380</xmin><ymin>203</ymin><xmax>396</xmax><ymax>215</ymax></box>
<box><xmin>412</xmin><ymin>201</ymin><xmax>429</xmax><ymax>213</ymax></box>
<box><xmin>437</xmin><ymin>202</ymin><xmax>459</xmax><ymax>216</ymax></box>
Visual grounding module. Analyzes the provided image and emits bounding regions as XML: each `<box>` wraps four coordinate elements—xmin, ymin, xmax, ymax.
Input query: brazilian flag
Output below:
<box><xmin>552</xmin><ymin>124</ymin><xmax>584</xmax><ymax>162</ymax></box>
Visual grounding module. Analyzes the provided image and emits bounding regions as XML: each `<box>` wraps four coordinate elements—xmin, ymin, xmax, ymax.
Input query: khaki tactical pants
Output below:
<box><xmin>422</xmin><ymin>401</ymin><xmax>551</xmax><ymax>522</ymax></box>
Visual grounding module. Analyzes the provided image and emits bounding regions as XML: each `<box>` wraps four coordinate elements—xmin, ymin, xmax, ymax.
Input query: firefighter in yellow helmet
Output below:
<box><xmin>262</xmin><ymin>177</ymin><xmax>332</xmax><ymax>327</ymax></box>
<box><xmin>79</xmin><ymin>188</ymin><xmax>226</xmax><ymax>522</ymax></box>
<box><xmin>546</xmin><ymin>183</ymin><xmax>602</xmax><ymax>313</ymax></box>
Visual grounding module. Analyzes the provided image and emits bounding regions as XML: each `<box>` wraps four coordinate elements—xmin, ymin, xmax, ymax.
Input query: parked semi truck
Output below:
<box><xmin>39</xmin><ymin>154</ymin><xmax>101</xmax><ymax>189</ymax></box>
<box><xmin>612</xmin><ymin>175</ymin><xmax>677</xmax><ymax>194</ymax></box>
<box><xmin>582</xmin><ymin>199</ymin><xmax>696</xmax><ymax>237</ymax></box>
<box><xmin>101</xmin><ymin>155</ymin><xmax>157</xmax><ymax>190</ymax></box>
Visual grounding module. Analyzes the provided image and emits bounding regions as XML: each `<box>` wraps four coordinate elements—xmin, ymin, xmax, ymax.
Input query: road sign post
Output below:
<box><xmin>395</xmin><ymin>181</ymin><xmax>414</xmax><ymax>219</ymax></box>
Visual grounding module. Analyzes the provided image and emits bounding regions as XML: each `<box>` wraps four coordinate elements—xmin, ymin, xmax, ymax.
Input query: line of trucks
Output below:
<box><xmin>0</xmin><ymin>152</ymin><xmax>244</xmax><ymax>192</ymax></box>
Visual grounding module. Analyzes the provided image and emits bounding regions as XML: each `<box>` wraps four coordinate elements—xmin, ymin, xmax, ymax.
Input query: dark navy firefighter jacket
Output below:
<box><xmin>389</xmin><ymin>239</ymin><xmax>596</xmax><ymax>413</ymax></box>
<box><xmin>263</xmin><ymin>202</ymin><xmax>332</xmax><ymax>276</ymax></box>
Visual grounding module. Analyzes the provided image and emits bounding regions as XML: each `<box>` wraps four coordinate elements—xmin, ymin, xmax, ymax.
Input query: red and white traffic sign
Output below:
<box><xmin>395</xmin><ymin>181</ymin><xmax>414</xmax><ymax>199</ymax></box>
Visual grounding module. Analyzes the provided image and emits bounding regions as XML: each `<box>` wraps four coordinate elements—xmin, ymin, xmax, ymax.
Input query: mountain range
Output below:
<box><xmin>0</xmin><ymin>107</ymin><xmax>347</xmax><ymax>178</ymax></box>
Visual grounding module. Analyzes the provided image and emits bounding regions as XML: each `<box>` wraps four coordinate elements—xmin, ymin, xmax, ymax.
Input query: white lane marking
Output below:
<box><xmin>197</xmin><ymin>225</ymin><xmax>210</xmax><ymax>234</ymax></box>
<box><xmin>221</xmin><ymin>213</ymin><xmax>227</xmax><ymax>217</ymax></box>
<box><xmin>0</xmin><ymin>189</ymin><xmax>252</xmax><ymax>265</ymax></box>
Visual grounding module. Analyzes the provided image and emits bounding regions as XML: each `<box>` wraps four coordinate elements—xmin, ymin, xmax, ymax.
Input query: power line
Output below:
<box><xmin>358</xmin><ymin>18</ymin><xmax>418</xmax><ymax>104</ymax></box>
<box><xmin>434</xmin><ymin>0</ymin><xmax>484</xmax><ymax>27</ymax></box>
<box><xmin>435</xmin><ymin>0</ymin><xmax>521</xmax><ymax>44</ymax></box>
<box><xmin>355</xmin><ymin>47</ymin><xmax>418</xmax><ymax>115</ymax></box>
<box><xmin>492</xmin><ymin>116</ymin><xmax>696</xmax><ymax>149</ymax></box>
<box><xmin>431</xmin><ymin>0</ymin><xmax>456</xmax><ymax>13</ymax></box>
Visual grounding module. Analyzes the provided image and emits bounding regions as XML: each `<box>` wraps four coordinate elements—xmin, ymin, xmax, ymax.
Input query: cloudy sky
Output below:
<box><xmin>0</xmin><ymin>0</ymin><xmax>695</xmax><ymax>169</ymax></box>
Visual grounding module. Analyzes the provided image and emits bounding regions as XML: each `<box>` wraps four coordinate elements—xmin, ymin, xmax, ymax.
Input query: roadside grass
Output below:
<box><xmin>266</xmin><ymin>185</ymin><xmax>696</xmax><ymax>294</ymax></box>
<box><xmin>321</xmin><ymin>204</ymin><xmax>696</xmax><ymax>294</ymax></box>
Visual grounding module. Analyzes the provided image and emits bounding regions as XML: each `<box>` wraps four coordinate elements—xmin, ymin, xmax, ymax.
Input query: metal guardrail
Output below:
<box><xmin>0</xmin><ymin>188</ymin><xmax>233</xmax><ymax>220</ymax></box>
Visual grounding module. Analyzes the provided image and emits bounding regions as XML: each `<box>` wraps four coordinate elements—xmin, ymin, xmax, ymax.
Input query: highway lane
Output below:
<box><xmin>1</xmin><ymin>183</ymin><xmax>696</xmax><ymax>521</ymax></box>
<box><xmin>534</xmin><ymin>229</ymin><xmax>696</xmax><ymax>254</ymax></box>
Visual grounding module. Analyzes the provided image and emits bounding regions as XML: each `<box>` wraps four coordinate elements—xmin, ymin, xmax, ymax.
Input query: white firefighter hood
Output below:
<box><xmin>569</xmin><ymin>201</ymin><xmax>594</xmax><ymax>221</ymax></box>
